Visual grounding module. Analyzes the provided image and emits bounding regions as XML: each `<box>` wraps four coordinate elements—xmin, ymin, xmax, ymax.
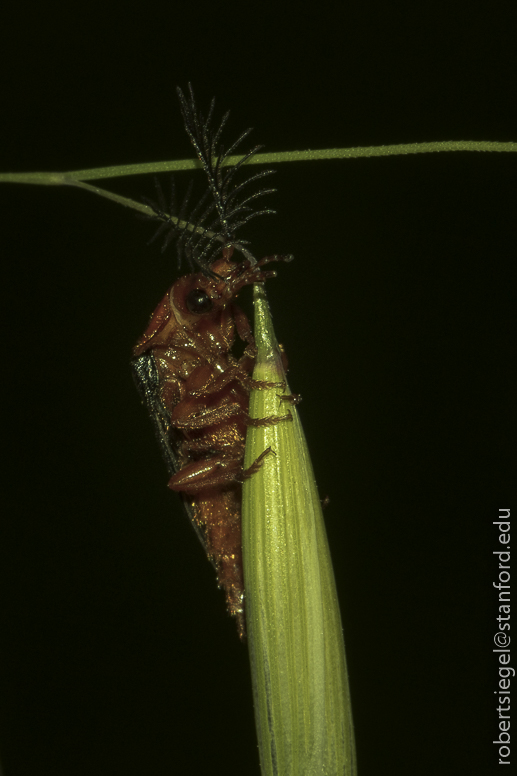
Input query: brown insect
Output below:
<box><xmin>132</xmin><ymin>249</ymin><xmax>292</xmax><ymax>637</ymax></box>
<box><xmin>132</xmin><ymin>84</ymin><xmax>295</xmax><ymax>637</ymax></box>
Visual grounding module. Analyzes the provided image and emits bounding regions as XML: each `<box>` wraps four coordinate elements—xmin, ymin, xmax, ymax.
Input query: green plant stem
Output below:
<box><xmin>1</xmin><ymin>140</ymin><xmax>516</xmax><ymax>186</ymax></box>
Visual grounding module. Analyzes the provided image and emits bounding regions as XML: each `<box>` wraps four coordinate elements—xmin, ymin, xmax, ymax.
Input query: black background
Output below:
<box><xmin>1</xmin><ymin>2</ymin><xmax>516</xmax><ymax>775</ymax></box>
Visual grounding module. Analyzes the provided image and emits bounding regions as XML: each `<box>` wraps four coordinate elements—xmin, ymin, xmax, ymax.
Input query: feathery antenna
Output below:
<box><xmin>145</xmin><ymin>84</ymin><xmax>276</xmax><ymax>274</ymax></box>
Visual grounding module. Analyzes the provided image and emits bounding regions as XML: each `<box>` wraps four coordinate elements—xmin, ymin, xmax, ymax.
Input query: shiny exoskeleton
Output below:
<box><xmin>132</xmin><ymin>249</ymin><xmax>292</xmax><ymax>637</ymax></box>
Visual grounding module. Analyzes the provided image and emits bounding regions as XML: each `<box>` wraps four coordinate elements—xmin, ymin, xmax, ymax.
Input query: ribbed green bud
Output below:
<box><xmin>242</xmin><ymin>284</ymin><xmax>356</xmax><ymax>776</ymax></box>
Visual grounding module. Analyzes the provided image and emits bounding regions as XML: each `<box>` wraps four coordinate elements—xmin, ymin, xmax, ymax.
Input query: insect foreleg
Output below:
<box><xmin>182</xmin><ymin>361</ymin><xmax>285</xmax><ymax>399</ymax></box>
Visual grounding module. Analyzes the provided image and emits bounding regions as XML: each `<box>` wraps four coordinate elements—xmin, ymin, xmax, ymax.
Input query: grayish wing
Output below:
<box><xmin>131</xmin><ymin>352</ymin><xmax>211</xmax><ymax>560</ymax></box>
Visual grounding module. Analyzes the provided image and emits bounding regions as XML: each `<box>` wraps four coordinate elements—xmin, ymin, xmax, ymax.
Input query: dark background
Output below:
<box><xmin>1</xmin><ymin>2</ymin><xmax>516</xmax><ymax>775</ymax></box>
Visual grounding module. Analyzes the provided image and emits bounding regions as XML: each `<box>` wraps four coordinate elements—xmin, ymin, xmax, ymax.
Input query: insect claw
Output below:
<box><xmin>278</xmin><ymin>393</ymin><xmax>302</xmax><ymax>406</ymax></box>
<box><xmin>240</xmin><ymin>446</ymin><xmax>276</xmax><ymax>481</ymax></box>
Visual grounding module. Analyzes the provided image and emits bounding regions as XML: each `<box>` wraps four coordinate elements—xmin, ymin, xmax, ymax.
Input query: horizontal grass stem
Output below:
<box><xmin>1</xmin><ymin>140</ymin><xmax>515</xmax><ymax>186</ymax></box>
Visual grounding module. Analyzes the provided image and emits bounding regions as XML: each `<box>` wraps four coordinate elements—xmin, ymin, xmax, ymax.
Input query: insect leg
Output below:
<box><xmin>278</xmin><ymin>393</ymin><xmax>302</xmax><ymax>406</ymax></box>
<box><xmin>171</xmin><ymin>393</ymin><xmax>291</xmax><ymax>431</ymax></box>
<box><xmin>168</xmin><ymin>455</ymin><xmax>247</xmax><ymax>492</ymax></box>
<box><xmin>244</xmin><ymin>410</ymin><xmax>293</xmax><ymax>427</ymax></box>
<box><xmin>240</xmin><ymin>447</ymin><xmax>275</xmax><ymax>480</ymax></box>
<box><xmin>168</xmin><ymin>447</ymin><xmax>278</xmax><ymax>491</ymax></box>
<box><xmin>190</xmin><ymin>363</ymin><xmax>285</xmax><ymax>397</ymax></box>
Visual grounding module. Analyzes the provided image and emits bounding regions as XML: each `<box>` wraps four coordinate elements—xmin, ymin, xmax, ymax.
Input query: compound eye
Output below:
<box><xmin>186</xmin><ymin>288</ymin><xmax>213</xmax><ymax>314</ymax></box>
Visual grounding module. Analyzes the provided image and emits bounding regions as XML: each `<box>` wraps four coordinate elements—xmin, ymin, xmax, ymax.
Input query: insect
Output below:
<box><xmin>132</xmin><ymin>86</ymin><xmax>293</xmax><ymax>638</ymax></box>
